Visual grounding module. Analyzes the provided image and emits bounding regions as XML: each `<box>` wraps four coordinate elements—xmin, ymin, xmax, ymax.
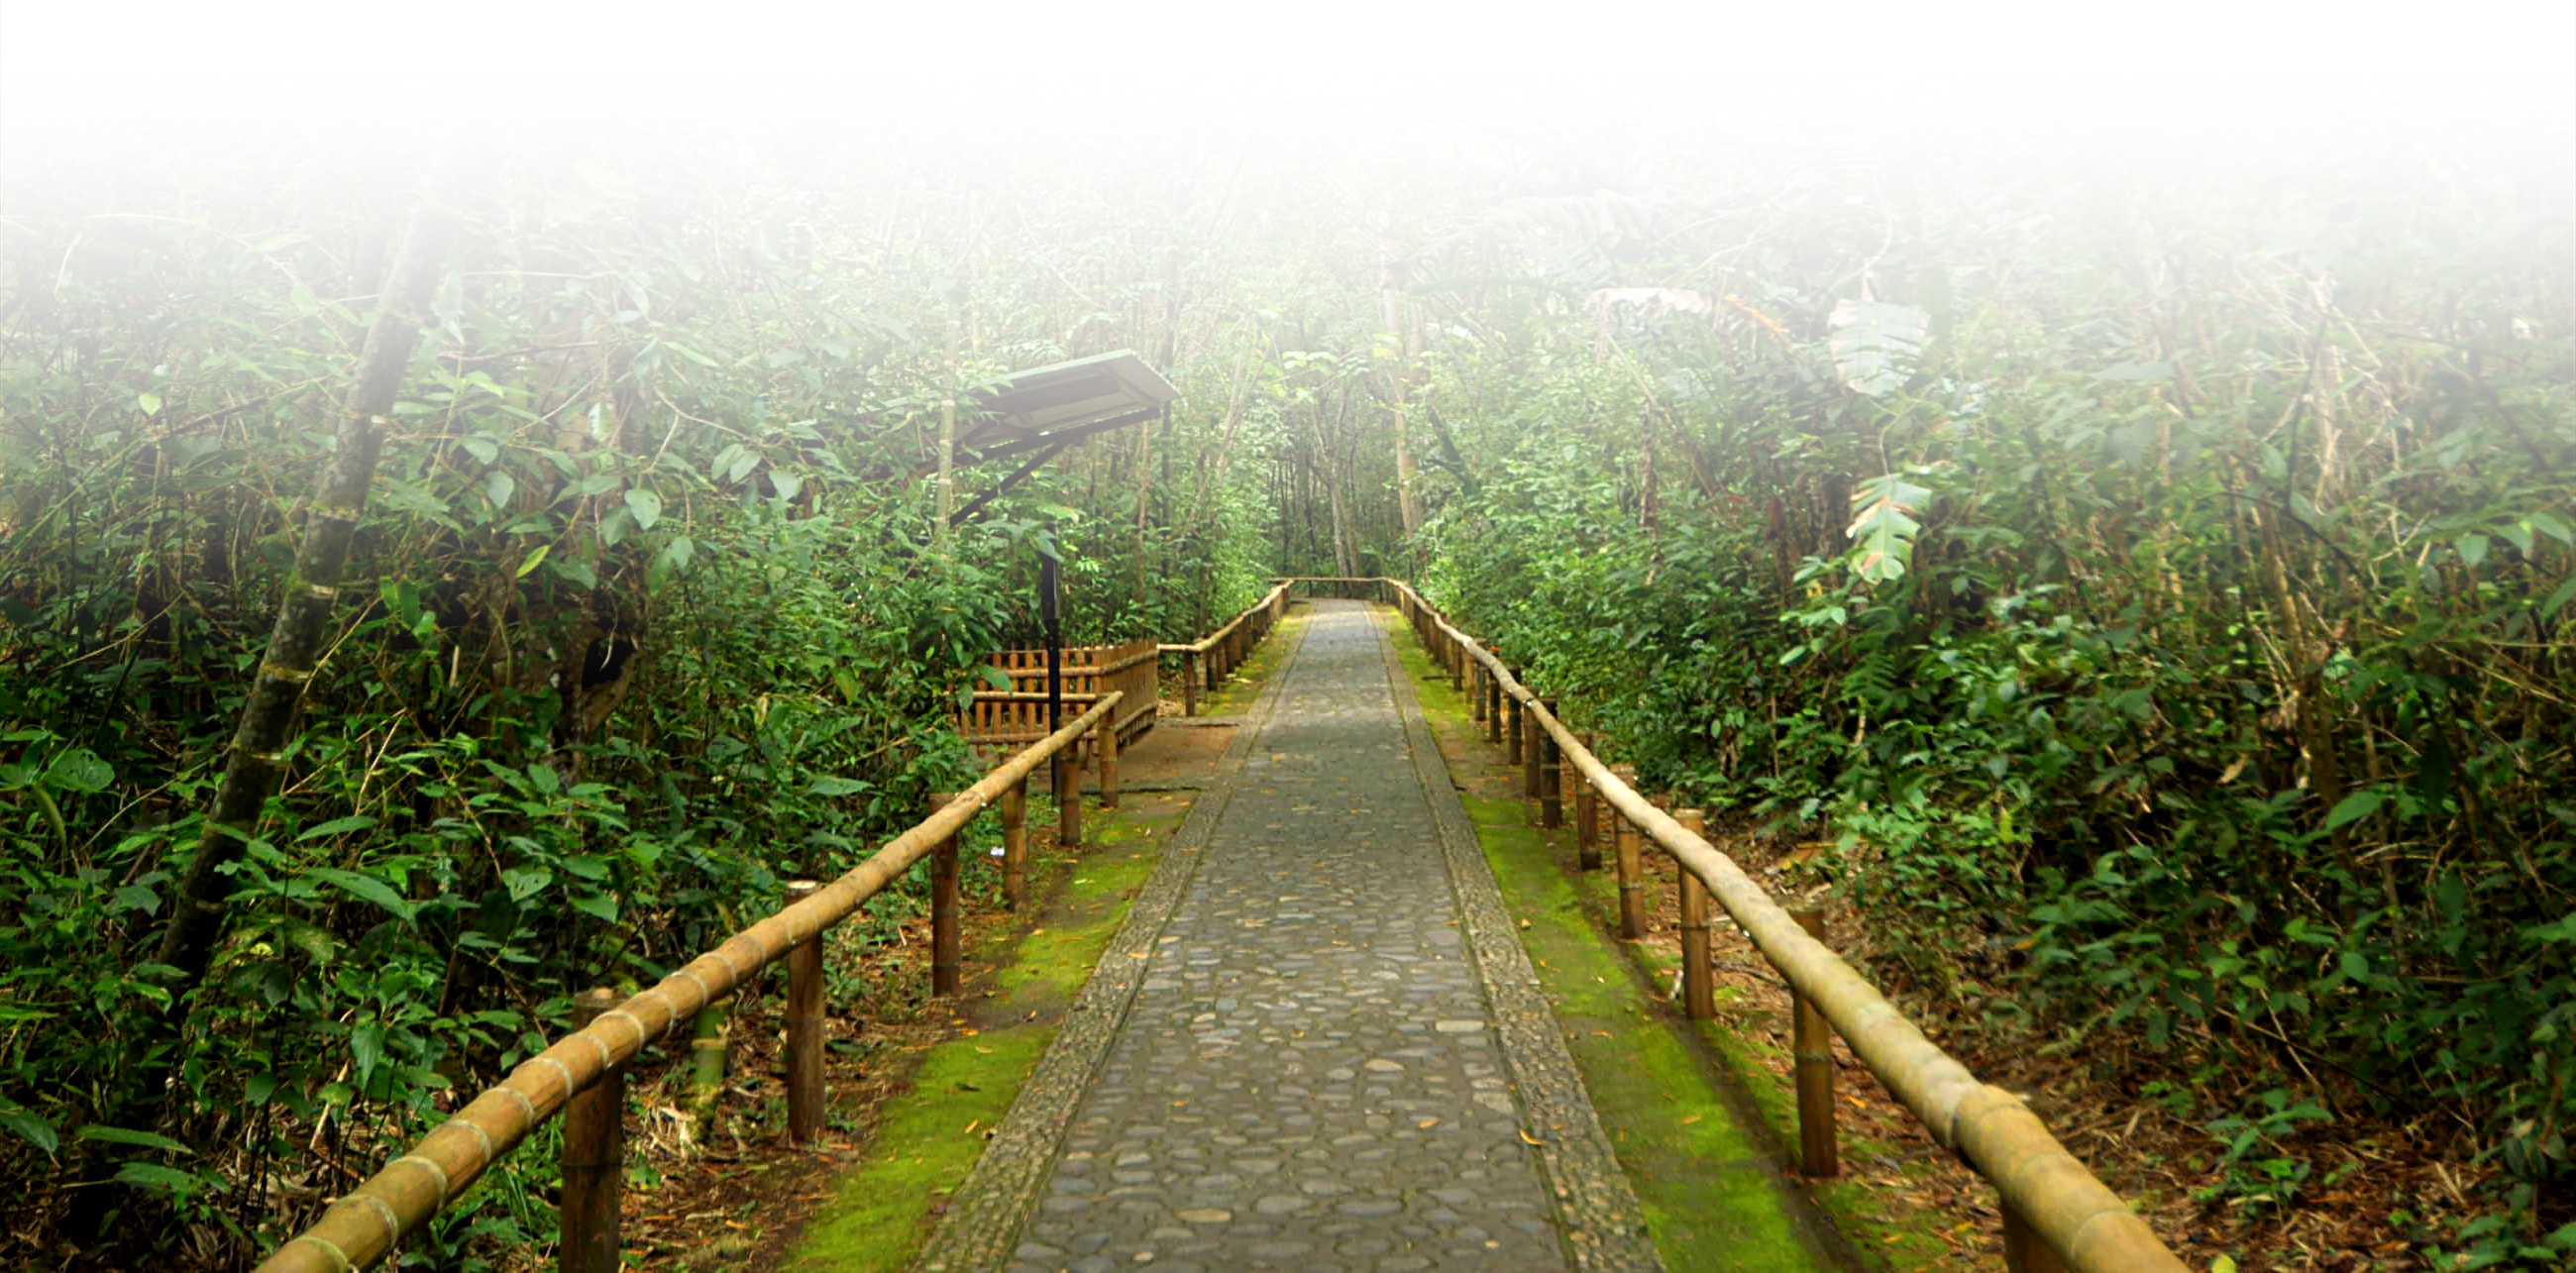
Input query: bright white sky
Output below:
<box><xmin>2</xmin><ymin>1</ymin><xmax>2570</xmax><ymax>164</ymax></box>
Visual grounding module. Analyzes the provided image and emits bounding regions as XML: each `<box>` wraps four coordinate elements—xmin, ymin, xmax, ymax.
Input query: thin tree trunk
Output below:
<box><xmin>154</xmin><ymin>184</ymin><xmax>457</xmax><ymax>996</ymax></box>
<box><xmin>88</xmin><ymin>168</ymin><xmax>458</xmax><ymax>1230</ymax></box>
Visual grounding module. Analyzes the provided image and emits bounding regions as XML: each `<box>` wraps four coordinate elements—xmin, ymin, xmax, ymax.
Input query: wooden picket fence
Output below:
<box><xmin>957</xmin><ymin>638</ymin><xmax>1159</xmax><ymax>756</ymax></box>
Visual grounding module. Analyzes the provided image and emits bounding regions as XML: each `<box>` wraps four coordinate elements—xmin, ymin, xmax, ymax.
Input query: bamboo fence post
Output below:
<box><xmin>929</xmin><ymin>796</ymin><xmax>962</xmax><ymax>997</ymax></box>
<box><xmin>1790</xmin><ymin>905</ymin><xmax>1839</xmax><ymax>1178</ymax></box>
<box><xmin>1184</xmin><ymin>651</ymin><xmax>1200</xmax><ymax>715</ymax></box>
<box><xmin>560</xmin><ymin>988</ymin><xmax>624</xmax><ymax>1273</ymax></box>
<box><xmin>1676</xmin><ymin>810</ymin><xmax>1716</xmax><ymax>1020</ymax></box>
<box><xmin>1056</xmin><ymin>751</ymin><xmax>1083</xmax><ymax>848</ymax></box>
<box><xmin>1575</xmin><ymin>732</ymin><xmax>1602</xmax><ymax>870</ymax></box>
<box><xmin>1002</xmin><ymin>778</ymin><xmax>1029</xmax><ymax>910</ymax></box>
<box><xmin>1448</xmin><ymin>632</ymin><xmax>1464</xmax><ymax>690</ymax></box>
<box><xmin>1611</xmin><ymin>764</ymin><xmax>1646</xmax><ymax>939</ymax></box>
<box><xmin>783</xmin><ymin>880</ymin><xmax>825</xmax><ymax>1144</ymax></box>
<box><xmin>1099</xmin><ymin>715</ymin><xmax>1121</xmax><ymax>809</ymax></box>
<box><xmin>1503</xmin><ymin>689</ymin><xmax>1523</xmax><ymax>765</ymax></box>
<box><xmin>1470</xmin><ymin>664</ymin><xmax>1487</xmax><ymax>725</ymax></box>
<box><xmin>1484</xmin><ymin>667</ymin><xmax>1503</xmax><ymax>743</ymax></box>
<box><xmin>2003</xmin><ymin>1205</ymin><xmax>2069</xmax><ymax>1273</ymax></box>
<box><xmin>1538</xmin><ymin>696</ymin><xmax>1562</xmax><ymax>829</ymax></box>
<box><xmin>1521</xmin><ymin>694</ymin><xmax>1543</xmax><ymax>804</ymax></box>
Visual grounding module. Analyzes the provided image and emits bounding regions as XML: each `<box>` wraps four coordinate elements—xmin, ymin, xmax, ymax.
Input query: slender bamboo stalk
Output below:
<box><xmin>155</xmin><ymin>181</ymin><xmax>457</xmax><ymax>1008</ymax></box>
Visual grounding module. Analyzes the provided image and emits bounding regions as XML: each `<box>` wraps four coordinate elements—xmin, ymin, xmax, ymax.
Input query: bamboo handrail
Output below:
<box><xmin>1308</xmin><ymin>576</ymin><xmax>2184</xmax><ymax>1273</ymax></box>
<box><xmin>254</xmin><ymin>694</ymin><xmax>1124</xmax><ymax>1273</ymax></box>
<box><xmin>1179</xmin><ymin>583</ymin><xmax>1290</xmax><ymax>655</ymax></box>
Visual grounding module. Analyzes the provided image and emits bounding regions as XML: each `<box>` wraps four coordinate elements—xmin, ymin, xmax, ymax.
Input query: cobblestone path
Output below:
<box><xmin>993</xmin><ymin>602</ymin><xmax>1623</xmax><ymax>1273</ymax></box>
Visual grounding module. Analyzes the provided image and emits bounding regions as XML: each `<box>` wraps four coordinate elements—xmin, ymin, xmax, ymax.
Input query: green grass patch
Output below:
<box><xmin>785</xmin><ymin>803</ymin><xmax>1180</xmax><ymax>1271</ymax></box>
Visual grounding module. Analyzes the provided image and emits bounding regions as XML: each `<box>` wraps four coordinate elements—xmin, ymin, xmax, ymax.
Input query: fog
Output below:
<box><xmin>6</xmin><ymin>0</ymin><xmax>2570</xmax><ymax>180</ymax></box>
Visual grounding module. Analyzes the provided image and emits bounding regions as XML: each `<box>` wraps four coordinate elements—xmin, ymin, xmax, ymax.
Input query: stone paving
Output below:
<box><xmin>920</xmin><ymin>601</ymin><xmax>1655</xmax><ymax>1273</ymax></box>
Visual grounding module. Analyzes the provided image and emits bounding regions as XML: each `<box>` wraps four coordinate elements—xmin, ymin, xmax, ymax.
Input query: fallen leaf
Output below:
<box><xmin>1518</xmin><ymin>1128</ymin><xmax>1547</xmax><ymax>1146</ymax></box>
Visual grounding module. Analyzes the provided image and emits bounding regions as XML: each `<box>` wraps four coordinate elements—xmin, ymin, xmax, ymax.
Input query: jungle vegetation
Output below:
<box><xmin>1</xmin><ymin>24</ymin><xmax>2570</xmax><ymax>1269</ymax></box>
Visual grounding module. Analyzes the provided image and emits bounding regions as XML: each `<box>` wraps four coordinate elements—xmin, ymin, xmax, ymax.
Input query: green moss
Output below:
<box><xmin>786</xmin><ymin>1022</ymin><xmax>1055</xmax><ymax>1271</ymax></box>
<box><xmin>785</xmin><ymin>799</ymin><xmax>1182</xmax><ymax>1272</ymax></box>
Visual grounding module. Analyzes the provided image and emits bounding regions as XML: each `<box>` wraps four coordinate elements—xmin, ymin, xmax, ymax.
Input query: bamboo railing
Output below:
<box><xmin>253</xmin><ymin>694</ymin><xmax>1124</xmax><ymax>1273</ymax></box>
<box><xmin>959</xmin><ymin>639</ymin><xmax>1158</xmax><ymax>762</ymax></box>
<box><xmin>1157</xmin><ymin>583</ymin><xmax>1291</xmax><ymax>715</ymax></box>
<box><xmin>1284</xmin><ymin>576</ymin><xmax>2184</xmax><ymax>1273</ymax></box>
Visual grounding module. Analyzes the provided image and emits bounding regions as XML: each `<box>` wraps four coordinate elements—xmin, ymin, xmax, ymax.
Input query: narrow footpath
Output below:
<box><xmin>917</xmin><ymin>601</ymin><xmax>1657</xmax><ymax>1273</ymax></box>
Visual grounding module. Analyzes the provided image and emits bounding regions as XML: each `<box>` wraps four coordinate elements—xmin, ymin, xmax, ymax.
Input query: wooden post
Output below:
<box><xmin>1789</xmin><ymin>906</ymin><xmax>1839</xmax><ymax>1178</ymax></box>
<box><xmin>930</xmin><ymin>796</ymin><xmax>961</xmax><ymax>998</ymax></box>
<box><xmin>1056</xmin><ymin>752</ymin><xmax>1083</xmax><ymax>848</ymax></box>
<box><xmin>1183</xmin><ymin>651</ymin><xmax>1200</xmax><ymax>716</ymax></box>
<box><xmin>1503</xmin><ymin>690</ymin><xmax>1522</xmax><ymax>766</ymax></box>
<box><xmin>1574</xmin><ymin>733</ymin><xmax>1601</xmax><ymax>870</ymax></box>
<box><xmin>1676</xmin><ymin>810</ymin><xmax>1715</xmax><ymax>1020</ymax></box>
<box><xmin>561</xmin><ymin>988</ymin><xmax>623</xmax><ymax>1273</ymax></box>
<box><xmin>1537</xmin><ymin>697</ymin><xmax>1562</xmax><ymax>829</ymax></box>
<box><xmin>1002</xmin><ymin>778</ymin><xmax>1028</xmax><ymax>910</ymax></box>
<box><xmin>782</xmin><ymin>881</ymin><xmax>825</xmax><ymax>1145</ymax></box>
<box><xmin>1470</xmin><ymin>664</ymin><xmax>1487</xmax><ymax>725</ymax></box>
<box><xmin>1521</xmin><ymin>695</ymin><xmax>1543</xmax><ymax>803</ymax></box>
<box><xmin>2002</xmin><ymin>1204</ymin><xmax>2067</xmax><ymax>1273</ymax></box>
<box><xmin>1099</xmin><ymin>715</ymin><xmax>1121</xmax><ymax>810</ymax></box>
<box><xmin>1484</xmin><ymin>670</ymin><xmax>1503</xmax><ymax>744</ymax></box>
<box><xmin>1447</xmin><ymin>634</ymin><xmax>1463</xmax><ymax>690</ymax></box>
<box><xmin>1612</xmin><ymin>764</ymin><xmax>1646</xmax><ymax>939</ymax></box>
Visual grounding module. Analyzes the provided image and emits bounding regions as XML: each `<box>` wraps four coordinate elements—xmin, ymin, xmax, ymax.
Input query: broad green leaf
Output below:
<box><xmin>43</xmin><ymin>748</ymin><xmax>112</xmax><ymax>794</ymax></box>
<box><xmin>806</xmin><ymin>776</ymin><xmax>869</xmax><ymax>796</ymax></box>
<box><xmin>460</xmin><ymin>436</ymin><xmax>499</xmax><ymax>466</ymax></box>
<box><xmin>624</xmin><ymin>486</ymin><xmax>663</xmax><ymax>531</ymax></box>
<box><xmin>76</xmin><ymin>1124</ymin><xmax>190</xmax><ymax>1154</ymax></box>
<box><xmin>308</xmin><ymin>868</ymin><xmax>415</xmax><ymax>920</ymax></box>
<box><xmin>1826</xmin><ymin>300</ymin><xmax>1930</xmax><ymax>396</ymax></box>
<box><xmin>1</xmin><ymin>1110</ymin><xmax>57</xmax><ymax>1155</ymax></box>
<box><xmin>350</xmin><ymin>1022</ymin><xmax>384</xmax><ymax>1076</ymax></box>
<box><xmin>2455</xmin><ymin>532</ymin><xmax>2489</xmax><ymax>568</ymax></box>
<box><xmin>136</xmin><ymin>391</ymin><xmax>161</xmax><ymax>415</ymax></box>
<box><xmin>114</xmin><ymin>1162</ymin><xmax>203</xmax><ymax>1196</ymax></box>
<box><xmin>515</xmin><ymin>544</ymin><xmax>551</xmax><ymax>578</ymax></box>
<box><xmin>2323</xmin><ymin>790</ymin><xmax>2383</xmax><ymax>831</ymax></box>
<box><xmin>570</xmin><ymin>892</ymin><xmax>618</xmax><ymax>923</ymax></box>
<box><xmin>297</xmin><ymin>814</ymin><xmax>378</xmax><ymax>842</ymax></box>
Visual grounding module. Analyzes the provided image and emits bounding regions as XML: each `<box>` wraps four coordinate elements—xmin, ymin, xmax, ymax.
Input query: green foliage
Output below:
<box><xmin>1408</xmin><ymin>139</ymin><xmax>2576</xmax><ymax>1258</ymax></box>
